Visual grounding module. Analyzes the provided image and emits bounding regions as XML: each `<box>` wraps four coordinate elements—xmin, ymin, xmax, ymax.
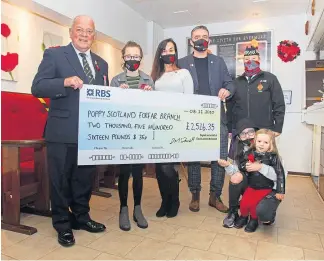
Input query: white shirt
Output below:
<box><xmin>155</xmin><ymin>69</ymin><xmax>194</xmax><ymax>94</ymax></box>
<box><xmin>71</xmin><ymin>43</ymin><xmax>96</xmax><ymax>78</ymax></box>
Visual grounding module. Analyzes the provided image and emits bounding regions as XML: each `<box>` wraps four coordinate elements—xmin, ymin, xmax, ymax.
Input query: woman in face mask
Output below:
<box><xmin>110</xmin><ymin>41</ymin><xmax>154</xmax><ymax>232</ymax></box>
<box><xmin>151</xmin><ymin>38</ymin><xmax>194</xmax><ymax>218</ymax></box>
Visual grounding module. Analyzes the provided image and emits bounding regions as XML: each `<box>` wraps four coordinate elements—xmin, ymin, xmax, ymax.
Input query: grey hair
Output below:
<box><xmin>191</xmin><ymin>25</ymin><xmax>209</xmax><ymax>38</ymax></box>
<box><xmin>70</xmin><ymin>15</ymin><xmax>95</xmax><ymax>30</ymax></box>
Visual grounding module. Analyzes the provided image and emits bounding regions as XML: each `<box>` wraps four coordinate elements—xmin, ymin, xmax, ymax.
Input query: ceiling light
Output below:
<box><xmin>173</xmin><ymin>10</ymin><xmax>189</xmax><ymax>14</ymax></box>
<box><xmin>252</xmin><ymin>0</ymin><xmax>268</xmax><ymax>2</ymax></box>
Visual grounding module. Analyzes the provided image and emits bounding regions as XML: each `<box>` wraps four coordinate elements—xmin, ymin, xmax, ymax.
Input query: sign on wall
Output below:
<box><xmin>187</xmin><ymin>31</ymin><xmax>272</xmax><ymax>79</ymax></box>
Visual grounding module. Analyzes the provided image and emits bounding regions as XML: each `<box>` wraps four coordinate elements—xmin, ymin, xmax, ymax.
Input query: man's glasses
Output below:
<box><xmin>239</xmin><ymin>129</ymin><xmax>255</xmax><ymax>139</ymax></box>
<box><xmin>75</xmin><ymin>28</ymin><xmax>94</xmax><ymax>36</ymax></box>
<box><xmin>124</xmin><ymin>55</ymin><xmax>142</xmax><ymax>61</ymax></box>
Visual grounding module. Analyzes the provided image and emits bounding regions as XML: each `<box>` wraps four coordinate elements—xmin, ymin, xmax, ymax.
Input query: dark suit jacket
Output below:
<box><xmin>31</xmin><ymin>43</ymin><xmax>109</xmax><ymax>144</ymax></box>
<box><xmin>178</xmin><ymin>54</ymin><xmax>235</xmax><ymax>124</ymax></box>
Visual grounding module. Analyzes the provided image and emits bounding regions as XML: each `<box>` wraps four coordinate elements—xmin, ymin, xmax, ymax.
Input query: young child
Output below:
<box><xmin>110</xmin><ymin>41</ymin><xmax>154</xmax><ymax>231</ymax></box>
<box><xmin>219</xmin><ymin>119</ymin><xmax>278</xmax><ymax>228</ymax></box>
<box><xmin>234</xmin><ymin>129</ymin><xmax>285</xmax><ymax>232</ymax></box>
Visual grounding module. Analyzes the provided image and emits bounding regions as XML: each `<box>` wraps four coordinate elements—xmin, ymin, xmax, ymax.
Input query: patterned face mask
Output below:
<box><xmin>244</xmin><ymin>60</ymin><xmax>261</xmax><ymax>77</ymax></box>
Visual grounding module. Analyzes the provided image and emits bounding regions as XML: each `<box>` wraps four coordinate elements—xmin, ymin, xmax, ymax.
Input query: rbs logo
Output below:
<box><xmin>87</xmin><ymin>88</ymin><xmax>111</xmax><ymax>99</ymax></box>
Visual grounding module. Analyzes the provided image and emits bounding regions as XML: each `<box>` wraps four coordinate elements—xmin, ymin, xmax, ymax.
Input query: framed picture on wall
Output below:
<box><xmin>42</xmin><ymin>31</ymin><xmax>63</xmax><ymax>50</ymax></box>
<box><xmin>283</xmin><ymin>90</ymin><xmax>292</xmax><ymax>105</ymax></box>
<box><xmin>186</xmin><ymin>30</ymin><xmax>272</xmax><ymax>79</ymax></box>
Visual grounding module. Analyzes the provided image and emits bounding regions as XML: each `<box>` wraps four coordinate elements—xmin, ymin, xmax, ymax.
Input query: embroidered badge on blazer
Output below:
<box><xmin>257</xmin><ymin>82</ymin><xmax>263</xmax><ymax>92</ymax></box>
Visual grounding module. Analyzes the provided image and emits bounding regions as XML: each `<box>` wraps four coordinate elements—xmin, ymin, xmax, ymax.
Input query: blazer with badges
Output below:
<box><xmin>110</xmin><ymin>70</ymin><xmax>154</xmax><ymax>89</ymax></box>
<box><xmin>31</xmin><ymin>43</ymin><xmax>109</xmax><ymax>144</ymax></box>
<box><xmin>178</xmin><ymin>54</ymin><xmax>235</xmax><ymax>124</ymax></box>
<box><xmin>226</xmin><ymin>71</ymin><xmax>285</xmax><ymax>133</ymax></box>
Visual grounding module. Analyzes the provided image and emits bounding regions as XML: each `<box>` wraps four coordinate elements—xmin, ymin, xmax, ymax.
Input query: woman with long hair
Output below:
<box><xmin>151</xmin><ymin>38</ymin><xmax>194</xmax><ymax>218</ymax></box>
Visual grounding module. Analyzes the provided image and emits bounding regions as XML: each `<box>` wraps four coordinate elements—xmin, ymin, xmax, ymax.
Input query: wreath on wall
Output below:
<box><xmin>277</xmin><ymin>40</ymin><xmax>301</xmax><ymax>63</ymax></box>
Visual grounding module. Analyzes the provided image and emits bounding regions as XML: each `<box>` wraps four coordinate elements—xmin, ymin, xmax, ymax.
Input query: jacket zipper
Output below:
<box><xmin>247</xmin><ymin>80</ymin><xmax>250</xmax><ymax>118</ymax></box>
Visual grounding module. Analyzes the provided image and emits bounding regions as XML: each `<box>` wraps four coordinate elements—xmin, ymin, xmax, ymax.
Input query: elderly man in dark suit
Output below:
<box><xmin>32</xmin><ymin>15</ymin><xmax>108</xmax><ymax>247</ymax></box>
<box><xmin>179</xmin><ymin>25</ymin><xmax>235</xmax><ymax>213</ymax></box>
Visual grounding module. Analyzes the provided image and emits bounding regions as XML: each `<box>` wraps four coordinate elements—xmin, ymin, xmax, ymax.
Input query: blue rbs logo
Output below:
<box><xmin>87</xmin><ymin>88</ymin><xmax>111</xmax><ymax>98</ymax></box>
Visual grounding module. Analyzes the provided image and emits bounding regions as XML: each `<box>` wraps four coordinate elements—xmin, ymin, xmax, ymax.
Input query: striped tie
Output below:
<box><xmin>79</xmin><ymin>53</ymin><xmax>94</xmax><ymax>84</ymax></box>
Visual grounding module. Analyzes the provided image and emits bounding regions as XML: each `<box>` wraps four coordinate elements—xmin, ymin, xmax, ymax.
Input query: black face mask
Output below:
<box><xmin>161</xmin><ymin>54</ymin><xmax>176</xmax><ymax>64</ymax></box>
<box><xmin>240</xmin><ymin>138</ymin><xmax>254</xmax><ymax>147</ymax></box>
<box><xmin>124</xmin><ymin>60</ymin><xmax>140</xmax><ymax>72</ymax></box>
<box><xmin>193</xmin><ymin>39</ymin><xmax>209</xmax><ymax>52</ymax></box>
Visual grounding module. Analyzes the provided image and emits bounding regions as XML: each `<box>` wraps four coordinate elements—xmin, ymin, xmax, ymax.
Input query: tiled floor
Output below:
<box><xmin>2</xmin><ymin>168</ymin><xmax>324</xmax><ymax>260</ymax></box>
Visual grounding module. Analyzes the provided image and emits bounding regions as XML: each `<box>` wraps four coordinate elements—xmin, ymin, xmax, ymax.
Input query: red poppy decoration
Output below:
<box><xmin>95</xmin><ymin>60</ymin><xmax>100</xmax><ymax>71</ymax></box>
<box><xmin>247</xmin><ymin>154</ymin><xmax>255</xmax><ymax>163</ymax></box>
<box><xmin>140</xmin><ymin>84</ymin><xmax>146</xmax><ymax>89</ymax></box>
<box><xmin>133</xmin><ymin>63</ymin><xmax>139</xmax><ymax>70</ymax></box>
<box><xmin>1</xmin><ymin>52</ymin><xmax>18</xmax><ymax>72</ymax></box>
<box><xmin>1</xmin><ymin>23</ymin><xmax>11</xmax><ymax>38</ymax></box>
<box><xmin>277</xmin><ymin>40</ymin><xmax>301</xmax><ymax>63</ymax></box>
<box><xmin>1</xmin><ymin>52</ymin><xmax>19</xmax><ymax>81</ymax></box>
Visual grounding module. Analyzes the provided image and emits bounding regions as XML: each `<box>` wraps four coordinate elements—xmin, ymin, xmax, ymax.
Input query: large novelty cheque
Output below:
<box><xmin>78</xmin><ymin>85</ymin><xmax>220</xmax><ymax>165</ymax></box>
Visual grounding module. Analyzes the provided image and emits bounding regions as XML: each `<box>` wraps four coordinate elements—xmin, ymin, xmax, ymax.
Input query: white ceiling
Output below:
<box><xmin>120</xmin><ymin>0</ymin><xmax>310</xmax><ymax>28</ymax></box>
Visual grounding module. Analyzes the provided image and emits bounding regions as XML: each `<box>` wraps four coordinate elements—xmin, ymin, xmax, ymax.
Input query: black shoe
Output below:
<box><xmin>72</xmin><ymin>220</ymin><xmax>106</xmax><ymax>233</ymax></box>
<box><xmin>223</xmin><ymin>209</ymin><xmax>239</xmax><ymax>228</ymax></box>
<box><xmin>234</xmin><ymin>216</ymin><xmax>249</xmax><ymax>229</ymax></box>
<box><xmin>58</xmin><ymin>229</ymin><xmax>75</xmax><ymax>247</ymax></box>
<box><xmin>156</xmin><ymin>202</ymin><xmax>168</xmax><ymax>217</ymax></box>
<box><xmin>245</xmin><ymin>218</ymin><xmax>259</xmax><ymax>233</ymax></box>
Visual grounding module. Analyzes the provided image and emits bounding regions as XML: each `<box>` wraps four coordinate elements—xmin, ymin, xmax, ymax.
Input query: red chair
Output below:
<box><xmin>1</xmin><ymin>91</ymin><xmax>51</xmax><ymax>235</ymax></box>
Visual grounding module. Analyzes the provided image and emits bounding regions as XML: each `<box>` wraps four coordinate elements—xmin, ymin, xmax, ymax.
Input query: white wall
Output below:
<box><xmin>91</xmin><ymin>41</ymin><xmax>123</xmax><ymax>80</ymax></box>
<box><xmin>142</xmin><ymin>21</ymin><xmax>164</xmax><ymax>74</ymax></box>
<box><xmin>29</xmin><ymin>0</ymin><xmax>157</xmax><ymax>75</ymax></box>
<box><xmin>32</xmin><ymin>0</ymin><xmax>148</xmax><ymax>52</ymax></box>
<box><xmin>165</xmin><ymin>14</ymin><xmax>313</xmax><ymax>173</ymax></box>
<box><xmin>1</xmin><ymin>2</ymin><xmax>122</xmax><ymax>94</ymax></box>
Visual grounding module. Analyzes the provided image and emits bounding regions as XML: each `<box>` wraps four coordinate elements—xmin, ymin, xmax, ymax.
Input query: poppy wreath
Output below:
<box><xmin>277</xmin><ymin>40</ymin><xmax>301</xmax><ymax>63</ymax></box>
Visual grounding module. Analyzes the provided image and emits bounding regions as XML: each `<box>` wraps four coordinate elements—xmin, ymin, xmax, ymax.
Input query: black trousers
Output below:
<box><xmin>229</xmin><ymin>173</ymin><xmax>281</xmax><ymax>222</ymax></box>
<box><xmin>156</xmin><ymin>163</ymin><xmax>179</xmax><ymax>204</ymax></box>
<box><xmin>118</xmin><ymin>164</ymin><xmax>144</xmax><ymax>207</ymax></box>
<box><xmin>47</xmin><ymin>142</ymin><xmax>95</xmax><ymax>232</ymax></box>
